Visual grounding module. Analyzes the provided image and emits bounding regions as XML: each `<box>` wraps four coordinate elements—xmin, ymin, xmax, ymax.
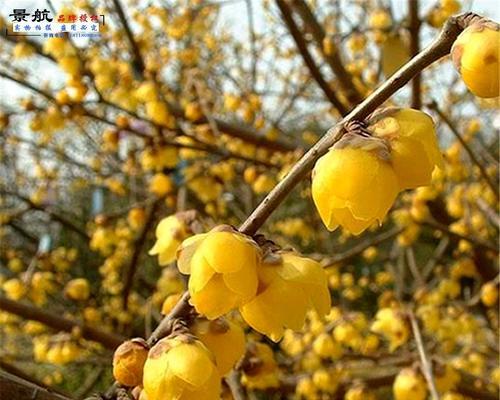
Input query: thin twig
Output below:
<box><xmin>325</xmin><ymin>226</ymin><xmax>402</xmax><ymax>266</ymax></box>
<box><xmin>422</xmin><ymin>236</ymin><xmax>449</xmax><ymax>280</ymax></box>
<box><xmin>476</xmin><ymin>198</ymin><xmax>500</xmax><ymax>229</ymax></box>
<box><xmin>276</xmin><ymin>0</ymin><xmax>349</xmax><ymax>115</ymax></box>
<box><xmin>408</xmin><ymin>310</ymin><xmax>439</xmax><ymax>400</ymax></box>
<box><xmin>406</xmin><ymin>247</ymin><xmax>425</xmax><ymax>287</ymax></box>
<box><xmin>408</xmin><ymin>0</ymin><xmax>422</xmax><ymax>108</ymax></box>
<box><xmin>291</xmin><ymin>0</ymin><xmax>363</xmax><ymax>105</ymax></box>
<box><xmin>226</xmin><ymin>370</ymin><xmax>246</xmax><ymax>400</ymax></box>
<box><xmin>428</xmin><ymin>101</ymin><xmax>499</xmax><ymax>200</ymax></box>
<box><xmin>0</xmin><ymin>296</ymin><xmax>124</xmax><ymax>349</ymax></box>
<box><xmin>111</xmin><ymin>0</ymin><xmax>145</xmax><ymax>75</ymax></box>
<box><xmin>122</xmin><ymin>199</ymin><xmax>161</xmax><ymax>310</ymax></box>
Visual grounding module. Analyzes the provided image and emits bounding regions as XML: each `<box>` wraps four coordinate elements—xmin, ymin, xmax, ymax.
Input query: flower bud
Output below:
<box><xmin>112</xmin><ymin>338</ymin><xmax>149</xmax><ymax>387</ymax></box>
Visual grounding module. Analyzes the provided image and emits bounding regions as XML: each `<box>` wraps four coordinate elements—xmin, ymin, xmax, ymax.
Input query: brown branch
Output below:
<box><xmin>0</xmin><ymin>296</ymin><xmax>125</xmax><ymax>349</ymax></box>
<box><xmin>408</xmin><ymin>0</ymin><xmax>422</xmax><ymax>108</ymax></box>
<box><xmin>0</xmin><ymin>370</ymin><xmax>72</xmax><ymax>400</ymax></box>
<box><xmin>422</xmin><ymin>237</ymin><xmax>449</xmax><ymax>280</ymax></box>
<box><xmin>0</xmin><ymin>359</ymin><xmax>69</xmax><ymax>397</ymax></box>
<box><xmin>7</xmin><ymin>221</ymin><xmax>38</xmax><ymax>245</ymax></box>
<box><xmin>406</xmin><ymin>247</ymin><xmax>425</xmax><ymax>287</ymax></box>
<box><xmin>239</xmin><ymin>13</ymin><xmax>472</xmax><ymax>236</ymax></box>
<box><xmin>428</xmin><ymin>101</ymin><xmax>499</xmax><ymax>200</ymax></box>
<box><xmin>167</xmin><ymin>103</ymin><xmax>296</xmax><ymax>152</ymax></box>
<box><xmin>225</xmin><ymin>370</ymin><xmax>246</xmax><ymax>400</ymax></box>
<box><xmin>408</xmin><ymin>311</ymin><xmax>439</xmax><ymax>400</ymax></box>
<box><xmin>290</xmin><ymin>0</ymin><xmax>364</xmax><ymax>105</ymax></box>
<box><xmin>122</xmin><ymin>199</ymin><xmax>161</xmax><ymax>310</ymax></box>
<box><xmin>111</xmin><ymin>0</ymin><xmax>145</xmax><ymax>75</ymax></box>
<box><xmin>147</xmin><ymin>291</ymin><xmax>192</xmax><ymax>347</ymax></box>
<box><xmin>477</xmin><ymin>198</ymin><xmax>500</xmax><ymax>229</ymax></box>
<box><xmin>325</xmin><ymin>226</ymin><xmax>402</xmax><ymax>266</ymax></box>
<box><xmin>1</xmin><ymin>190</ymin><xmax>89</xmax><ymax>240</ymax></box>
<box><xmin>421</xmin><ymin>218</ymin><xmax>498</xmax><ymax>254</ymax></box>
<box><xmin>276</xmin><ymin>0</ymin><xmax>349</xmax><ymax>115</ymax></box>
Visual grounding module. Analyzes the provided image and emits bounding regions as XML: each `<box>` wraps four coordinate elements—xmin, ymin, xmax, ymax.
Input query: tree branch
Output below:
<box><xmin>122</xmin><ymin>199</ymin><xmax>161</xmax><ymax>310</ymax></box>
<box><xmin>408</xmin><ymin>311</ymin><xmax>439</xmax><ymax>400</ymax></box>
<box><xmin>0</xmin><ymin>371</ymin><xmax>72</xmax><ymax>400</ymax></box>
<box><xmin>0</xmin><ymin>296</ymin><xmax>125</xmax><ymax>349</ymax></box>
<box><xmin>325</xmin><ymin>226</ymin><xmax>402</xmax><ymax>266</ymax></box>
<box><xmin>111</xmin><ymin>0</ymin><xmax>145</xmax><ymax>75</ymax></box>
<box><xmin>276</xmin><ymin>0</ymin><xmax>349</xmax><ymax>115</ymax></box>
<box><xmin>408</xmin><ymin>0</ymin><xmax>422</xmax><ymax>108</ymax></box>
<box><xmin>428</xmin><ymin>101</ymin><xmax>499</xmax><ymax>200</ymax></box>
<box><xmin>1</xmin><ymin>190</ymin><xmax>89</xmax><ymax>241</ymax></box>
<box><xmin>290</xmin><ymin>0</ymin><xmax>364</xmax><ymax>105</ymax></box>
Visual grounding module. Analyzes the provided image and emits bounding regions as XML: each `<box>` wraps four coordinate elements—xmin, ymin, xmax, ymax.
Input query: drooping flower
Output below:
<box><xmin>177</xmin><ymin>225</ymin><xmax>261</xmax><ymax>319</ymax></box>
<box><xmin>149</xmin><ymin>213</ymin><xmax>191</xmax><ymax>266</ymax></box>
<box><xmin>239</xmin><ymin>252</ymin><xmax>330</xmax><ymax>341</ymax></box>
<box><xmin>241</xmin><ymin>342</ymin><xmax>280</xmax><ymax>390</ymax></box>
<box><xmin>149</xmin><ymin>172</ymin><xmax>173</xmax><ymax>197</ymax></box>
<box><xmin>64</xmin><ymin>278</ymin><xmax>90</xmax><ymax>301</ymax></box>
<box><xmin>143</xmin><ymin>336</ymin><xmax>221</xmax><ymax>400</ymax></box>
<box><xmin>368</xmin><ymin>108</ymin><xmax>443</xmax><ymax>189</ymax></box>
<box><xmin>192</xmin><ymin>317</ymin><xmax>246</xmax><ymax>375</ymax></box>
<box><xmin>312</xmin><ymin>133</ymin><xmax>399</xmax><ymax>235</ymax></box>
<box><xmin>393</xmin><ymin>368</ymin><xmax>427</xmax><ymax>400</ymax></box>
<box><xmin>451</xmin><ymin>20</ymin><xmax>500</xmax><ymax>98</ymax></box>
<box><xmin>370</xmin><ymin>307</ymin><xmax>410</xmax><ymax>352</ymax></box>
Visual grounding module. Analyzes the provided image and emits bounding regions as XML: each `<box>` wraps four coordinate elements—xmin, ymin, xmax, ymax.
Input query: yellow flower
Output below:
<box><xmin>241</xmin><ymin>342</ymin><xmax>280</xmax><ymax>390</ymax></box>
<box><xmin>345</xmin><ymin>385</ymin><xmax>376</xmax><ymax>400</ymax></box>
<box><xmin>370</xmin><ymin>308</ymin><xmax>409</xmax><ymax>352</ymax></box>
<box><xmin>240</xmin><ymin>252</ymin><xmax>330</xmax><ymax>341</ymax></box>
<box><xmin>381</xmin><ymin>33</ymin><xmax>409</xmax><ymax>78</ymax></box>
<box><xmin>480</xmin><ymin>282</ymin><xmax>498</xmax><ymax>307</ymax></box>
<box><xmin>64</xmin><ymin>278</ymin><xmax>90</xmax><ymax>301</ymax></box>
<box><xmin>185</xmin><ymin>102</ymin><xmax>203</xmax><ymax>121</ymax></box>
<box><xmin>140</xmin><ymin>146</ymin><xmax>178</xmax><ymax>171</ymax></box>
<box><xmin>435</xmin><ymin>364</ymin><xmax>460</xmax><ymax>393</ymax></box>
<box><xmin>149</xmin><ymin>172</ymin><xmax>173</xmax><ymax>197</ymax></box>
<box><xmin>161</xmin><ymin>293</ymin><xmax>182</xmax><ymax>315</ymax></box>
<box><xmin>127</xmin><ymin>207</ymin><xmax>146</xmax><ymax>231</ymax></box>
<box><xmin>451</xmin><ymin>21</ymin><xmax>500</xmax><ymax>98</ymax></box>
<box><xmin>149</xmin><ymin>215</ymin><xmax>189</xmax><ymax>266</ymax></box>
<box><xmin>369</xmin><ymin>108</ymin><xmax>443</xmax><ymax>190</ymax></box>
<box><xmin>146</xmin><ymin>100</ymin><xmax>174</xmax><ymax>127</ymax></box>
<box><xmin>113</xmin><ymin>338</ymin><xmax>149</xmax><ymax>387</ymax></box>
<box><xmin>90</xmin><ymin>226</ymin><xmax>116</xmax><ymax>255</ymax></box>
<box><xmin>143</xmin><ymin>336</ymin><xmax>221</xmax><ymax>400</ymax></box>
<box><xmin>177</xmin><ymin>226</ymin><xmax>260</xmax><ymax>319</ymax></box>
<box><xmin>2</xmin><ymin>278</ymin><xmax>26</xmax><ymax>301</ymax></box>
<box><xmin>192</xmin><ymin>318</ymin><xmax>246</xmax><ymax>375</ymax></box>
<box><xmin>369</xmin><ymin>9</ymin><xmax>392</xmax><ymax>30</ymax></box>
<box><xmin>13</xmin><ymin>42</ymin><xmax>35</xmax><ymax>59</ymax></box>
<box><xmin>393</xmin><ymin>368</ymin><xmax>427</xmax><ymax>400</ymax></box>
<box><xmin>312</xmin><ymin>134</ymin><xmax>398</xmax><ymax>235</ymax></box>
<box><xmin>312</xmin><ymin>332</ymin><xmax>343</xmax><ymax>359</ymax></box>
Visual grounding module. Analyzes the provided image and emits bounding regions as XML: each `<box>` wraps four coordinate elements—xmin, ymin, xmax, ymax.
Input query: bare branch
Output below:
<box><xmin>428</xmin><ymin>101</ymin><xmax>499</xmax><ymax>200</ymax></box>
<box><xmin>0</xmin><ymin>296</ymin><xmax>125</xmax><ymax>349</ymax></box>
<box><xmin>408</xmin><ymin>0</ymin><xmax>422</xmax><ymax>108</ymax></box>
<box><xmin>276</xmin><ymin>0</ymin><xmax>349</xmax><ymax>115</ymax></box>
<box><xmin>408</xmin><ymin>311</ymin><xmax>439</xmax><ymax>400</ymax></box>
